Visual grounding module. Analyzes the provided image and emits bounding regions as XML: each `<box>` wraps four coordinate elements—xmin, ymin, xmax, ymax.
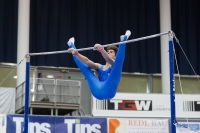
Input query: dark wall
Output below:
<box><xmin>0</xmin><ymin>0</ymin><xmax>18</xmax><ymax>63</ymax></box>
<box><xmin>171</xmin><ymin>0</ymin><xmax>200</xmax><ymax>75</ymax></box>
<box><xmin>0</xmin><ymin>0</ymin><xmax>200</xmax><ymax>75</ymax></box>
<box><xmin>29</xmin><ymin>0</ymin><xmax>160</xmax><ymax>73</ymax></box>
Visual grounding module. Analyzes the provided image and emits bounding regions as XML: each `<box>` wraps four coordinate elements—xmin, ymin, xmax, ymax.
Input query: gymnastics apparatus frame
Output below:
<box><xmin>23</xmin><ymin>31</ymin><xmax>176</xmax><ymax>133</ymax></box>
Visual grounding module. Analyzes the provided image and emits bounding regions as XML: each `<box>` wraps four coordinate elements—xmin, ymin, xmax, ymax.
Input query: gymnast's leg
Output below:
<box><xmin>67</xmin><ymin>38</ymin><xmax>103</xmax><ymax>98</ymax></box>
<box><xmin>67</xmin><ymin>38</ymin><xmax>96</xmax><ymax>78</ymax></box>
<box><xmin>103</xmin><ymin>30</ymin><xmax>131</xmax><ymax>99</ymax></box>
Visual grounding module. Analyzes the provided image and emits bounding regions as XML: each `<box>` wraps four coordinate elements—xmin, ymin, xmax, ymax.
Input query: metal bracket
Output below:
<box><xmin>25</xmin><ymin>54</ymin><xmax>30</xmax><ymax>62</ymax></box>
<box><xmin>168</xmin><ymin>30</ymin><xmax>174</xmax><ymax>40</ymax></box>
<box><xmin>168</xmin><ymin>30</ymin><xmax>179</xmax><ymax>44</ymax></box>
<box><xmin>25</xmin><ymin>54</ymin><xmax>30</xmax><ymax>58</ymax></box>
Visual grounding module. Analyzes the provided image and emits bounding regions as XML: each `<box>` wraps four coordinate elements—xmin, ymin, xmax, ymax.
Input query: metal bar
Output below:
<box><xmin>23</xmin><ymin>57</ymin><xmax>30</xmax><ymax>133</ymax></box>
<box><xmin>147</xmin><ymin>75</ymin><xmax>153</xmax><ymax>93</ymax></box>
<box><xmin>55</xmin><ymin>109</ymin><xmax>58</xmax><ymax>116</ymax></box>
<box><xmin>30</xmin><ymin>108</ymin><xmax>32</xmax><ymax>115</ymax></box>
<box><xmin>169</xmin><ymin>39</ymin><xmax>176</xmax><ymax>133</ymax></box>
<box><xmin>29</xmin><ymin>31</ymin><xmax>169</xmax><ymax>56</ymax></box>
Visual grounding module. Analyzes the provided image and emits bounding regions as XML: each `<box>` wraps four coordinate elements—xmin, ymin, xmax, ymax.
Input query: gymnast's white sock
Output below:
<box><xmin>120</xmin><ymin>30</ymin><xmax>131</xmax><ymax>41</ymax></box>
<box><xmin>67</xmin><ymin>37</ymin><xmax>75</xmax><ymax>46</ymax></box>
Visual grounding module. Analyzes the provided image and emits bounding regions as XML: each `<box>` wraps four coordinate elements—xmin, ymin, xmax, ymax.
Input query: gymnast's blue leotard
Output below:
<box><xmin>98</xmin><ymin>65</ymin><xmax>112</xmax><ymax>82</ymax></box>
<box><xmin>69</xmin><ymin>35</ymin><xmax>127</xmax><ymax>100</ymax></box>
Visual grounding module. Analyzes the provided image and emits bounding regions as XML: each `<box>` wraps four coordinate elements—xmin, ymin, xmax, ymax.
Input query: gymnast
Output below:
<box><xmin>67</xmin><ymin>30</ymin><xmax>131</xmax><ymax>100</ymax></box>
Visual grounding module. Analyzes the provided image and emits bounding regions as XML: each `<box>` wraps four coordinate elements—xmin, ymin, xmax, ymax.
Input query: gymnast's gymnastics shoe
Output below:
<box><xmin>120</xmin><ymin>30</ymin><xmax>131</xmax><ymax>41</ymax></box>
<box><xmin>67</xmin><ymin>37</ymin><xmax>75</xmax><ymax>46</ymax></box>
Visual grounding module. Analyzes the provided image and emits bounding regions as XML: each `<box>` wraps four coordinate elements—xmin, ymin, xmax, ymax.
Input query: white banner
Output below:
<box><xmin>108</xmin><ymin>118</ymin><xmax>169</xmax><ymax>133</ymax></box>
<box><xmin>93</xmin><ymin>93</ymin><xmax>200</xmax><ymax>118</ymax></box>
<box><xmin>0</xmin><ymin>87</ymin><xmax>15</xmax><ymax>114</ymax></box>
<box><xmin>176</xmin><ymin>122</ymin><xmax>200</xmax><ymax>133</ymax></box>
<box><xmin>0</xmin><ymin>114</ymin><xmax>6</xmax><ymax>133</ymax></box>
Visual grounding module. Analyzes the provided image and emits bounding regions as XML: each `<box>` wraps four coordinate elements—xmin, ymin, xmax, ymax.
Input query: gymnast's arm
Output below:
<box><xmin>76</xmin><ymin>53</ymin><xmax>101</xmax><ymax>69</ymax></box>
<box><xmin>93</xmin><ymin>44</ymin><xmax>115</xmax><ymax>66</ymax></box>
<box><xmin>68</xmin><ymin>48</ymin><xmax>100</xmax><ymax>69</ymax></box>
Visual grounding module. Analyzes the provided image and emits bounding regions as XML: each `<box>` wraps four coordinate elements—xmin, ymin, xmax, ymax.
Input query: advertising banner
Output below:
<box><xmin>176</xmin><ymin>122</ymin><xmax>200</xmax><ymax>133</ymax></box>
<box><xmin>93</xmin><ymin>93</ymin><xmax>200</xmax><ymax>118</ymax></box>
<box><xmin>7</xmin><ymin>114</ymin><xmax>107</xmax><ymax>133</ymax></box>
<box><xmin>108</xmin><ymin>118</ymin><xmax>169</xmax><ymax>133</ymax></box>
<box><xmin>0</xmin><ymin>114</ymin><xmax>6</xmax><ymax>133</ymax></box>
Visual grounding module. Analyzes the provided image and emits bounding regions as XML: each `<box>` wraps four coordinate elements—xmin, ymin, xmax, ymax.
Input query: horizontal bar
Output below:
<box><xmin>77</xmin><ymin>31</ymin><xmax>169</xmax><ymax>52</ymax></box>
<box><xmin>29</xmin><ymin>50</ymin><xmax>69</xmax><ymax>56</ymax></box>
<box><xmin>29</xmin><ymin>31</ymin><xmax>169</xmax><ymax>56</ymax></box>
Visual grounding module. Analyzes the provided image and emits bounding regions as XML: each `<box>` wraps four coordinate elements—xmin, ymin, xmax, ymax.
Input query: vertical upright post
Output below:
<box><xmin>24</xmin><ymin>55</ymin><xmax>30</xmax><ymax>133</ymax></box>
<box><xmin>17</xmin><ymin>0</ymin><xmax>30</xmax><ymax>87</ymax></box>
<box><xmin>169</xmin><ymin>34</ymin><xmax>176</xmax><ymax>133</ymax></box>
<box><xmin>160</xmin><ymin>0</ymin><xmax>171</xmax><ymax>94</ymax></box>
